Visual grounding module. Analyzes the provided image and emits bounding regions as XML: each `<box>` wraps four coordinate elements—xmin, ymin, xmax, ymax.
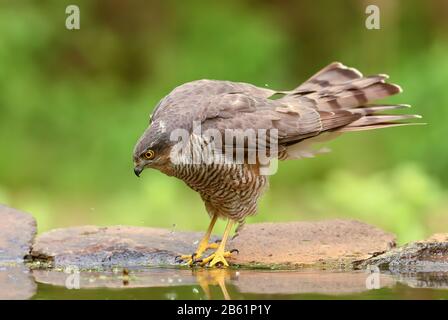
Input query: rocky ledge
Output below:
<box><xmin>0</xmin><ymin>205</ymin><xmax>36</xmax><ymax>264</ymax></box>
<box><xmin>30</xmin><ymin>219</ymin><xmax>395</xmax><ymax>269</ymax></box>
<box><xmin>1</xmin><ymin>203</ymin><xmax>447</xmax><ymax>272</ymax></box>
<box><xmin>356</xmin><ymin>233</ymin><xmax>448</xmax><ymax>272</ymax></box>
<box><xmin>0</xmin><ymin>205</ymin><xmax>38</xmax><ymax>299</ymax></box>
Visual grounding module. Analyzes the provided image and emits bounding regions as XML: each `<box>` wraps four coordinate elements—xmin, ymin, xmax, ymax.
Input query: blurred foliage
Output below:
<box><xmin>0</xmin><ymin>0</ymin><xmax>447</xmax><ymax>243</ymax></box>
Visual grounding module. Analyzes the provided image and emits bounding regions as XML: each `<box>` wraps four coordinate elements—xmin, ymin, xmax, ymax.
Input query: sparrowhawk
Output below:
<box><xmin>133</xmin><ymin>62</ymin><xmax>420</xmax><ymax>267</ymax></box>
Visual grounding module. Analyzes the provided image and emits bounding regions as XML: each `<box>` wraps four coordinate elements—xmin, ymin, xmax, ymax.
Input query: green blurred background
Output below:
<box><xmin>0</xmin><ymin>0</ymin><xmax>447</xmax><ymax>243</ymax></box>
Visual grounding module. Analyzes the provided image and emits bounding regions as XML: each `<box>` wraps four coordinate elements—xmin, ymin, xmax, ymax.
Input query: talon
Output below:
<box><xmin>175</xmin><ymin>253</ymin><xmax>199</xmax><ymax>266</ymax></box>
<box><xmin>230</xmin><ymin>249</ymin><xmax>239</xmax><ymax>254</ymax></box>
<box><xmin>174</xmin><ymin>255</ymin><xmax>184</xmax><ymax>263</ymax></box>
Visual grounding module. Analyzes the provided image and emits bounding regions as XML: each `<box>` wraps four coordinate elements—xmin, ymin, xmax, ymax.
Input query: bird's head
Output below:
<box><xmin>133</xmin><ymin>120</ymin><xmax>172</xmax><ymax>177</ymax></box>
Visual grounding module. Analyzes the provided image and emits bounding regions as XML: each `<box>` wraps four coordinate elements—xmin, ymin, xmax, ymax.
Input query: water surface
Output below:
<box><xmin>25</xmin><ymin>268</ymin><xmax>448</xmax><ymax>300</ymax></box>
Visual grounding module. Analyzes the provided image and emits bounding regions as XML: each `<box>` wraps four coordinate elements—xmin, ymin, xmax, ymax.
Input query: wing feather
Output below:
<box><xmin>148</xmin><ymin>63</ymin><xmax>420</xmax><ymax>162</ymax></box>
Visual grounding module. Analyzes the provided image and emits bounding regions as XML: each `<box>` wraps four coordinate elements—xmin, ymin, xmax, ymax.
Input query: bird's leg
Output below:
<box><xmin>176</xmin><ymin>214</ymin><xmax>218</xmax><ymax>265</ymax></box>
<box><xmin>200</xmin><ymin>219</ymin><xmax>236</xmax><ymax>268</ymax></box>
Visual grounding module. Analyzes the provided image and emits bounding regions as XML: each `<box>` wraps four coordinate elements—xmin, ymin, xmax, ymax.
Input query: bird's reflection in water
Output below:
<box><xmin>192</xmin><ymin>269</ymin><xmax>238</xmax><ymax>300</ymax></box>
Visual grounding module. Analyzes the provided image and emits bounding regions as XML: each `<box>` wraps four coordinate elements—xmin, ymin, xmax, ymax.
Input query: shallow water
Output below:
<box><xmin>27</xmin><ymin>269</ymin><xmax>448</xmax><ymax>300</ymax></box>
<box><xmin>2</xmin><ymin>266</ymin><xmax>448</xmax><ymax>300</ymax></box>
<box><xmin>33</xmin><ymin>282</ymin><xmax>448</xmax><ymax>300</ymax></box>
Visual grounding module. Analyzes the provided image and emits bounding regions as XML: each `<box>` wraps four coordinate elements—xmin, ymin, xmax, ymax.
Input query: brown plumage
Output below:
<box><xmin>133</xmin><ymin>62</ymin><xmax>421</xmax><ymax>267</ymax></box>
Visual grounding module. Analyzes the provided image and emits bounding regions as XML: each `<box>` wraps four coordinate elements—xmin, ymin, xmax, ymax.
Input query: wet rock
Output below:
<box><xmin>31</xmin><ymin>225</ymin><xmax>217</xmax><ymax>268</ymax></box>
<box><xmin>230</xmin><ymin>219</ymin><xmax>396</xmax><ymax>268</ymax></box>
<box><xmin>0</xmin><ymin>205</ymin><xmax>37</xmax><ymax>263</ymax></box>
<box><xmin>0</xmin><ymin>265</ymin><xmax>37</xmax><ymax>300</ymax></box>
<box><xmin>357</xmin><ymin>233</ymin><xmax>448</xmax><ymax>272</ymax></box>
<box><xmin>31</xmin><ymin>220</ymin><xmax>395</xmax><ymax>269</ymax></box>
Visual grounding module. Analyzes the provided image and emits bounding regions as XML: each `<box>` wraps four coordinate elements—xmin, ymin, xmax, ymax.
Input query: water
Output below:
<box><xmin>4</xmin><ymin>267</ymin><xmax>446</xmax><ymax>300</ymax></box>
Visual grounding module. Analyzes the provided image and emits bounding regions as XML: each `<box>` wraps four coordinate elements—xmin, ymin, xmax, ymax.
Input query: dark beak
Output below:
<box><xmin>134</xmin><ymin>166</ymin><xmax>143</xmax><ymax>177</ymax></box>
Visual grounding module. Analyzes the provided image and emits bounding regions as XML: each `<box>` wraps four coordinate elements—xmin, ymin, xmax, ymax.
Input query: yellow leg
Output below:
<box><xmin>200</xmin><ymin>219</ymin><xmax>235</xmax><ymax>268</ymax></box>
<box><xmin>176</xmin><ymin>214</ymin><xmax>219</xmax><ymax>265</ymax></box>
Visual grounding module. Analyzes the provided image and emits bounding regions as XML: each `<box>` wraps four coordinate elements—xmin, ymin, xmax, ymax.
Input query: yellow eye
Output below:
<box><xmin>144</xmin><ymin>150</ymin><xmax>155</xmax><ymax>160</ymax></box>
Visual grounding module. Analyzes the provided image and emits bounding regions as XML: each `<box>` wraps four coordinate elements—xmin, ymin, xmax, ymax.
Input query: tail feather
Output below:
<box><xmin>347</xmin><ymin>114</ymin><xmax>422</xmax><ymax>127</ymax></box>
<box><xmin>284</xmin><ymin>62</ymin><xmax>422</xmax><ymax>133</ymax></box>
<box><xmin>281</xmin><ymin>62</ymin><xmax>403</xmax><ymax>112</ymax></box>
<box><xmin>295</xmin><ymin>62</ymin><xmax>362</xmax><ymax>93</ymax></box>
<box><xmin>313</xmin><ymin>82</ymin><xmax>402</xmax><ymax>110</ymax></box>
<box><xmin>350</xmin><ymin>104</ymin><xmax>410</xmax><ymax>115</ymax></box>
<box><xmin>336</xmin><ymin>122</ymin><xmax>425</xmax><ymax>133</ymax></box>
<box><xmin>280</xmin><ymin>62</ymin><xmax>423</xmax><ymax>154</ymax></box>
<box><xmin>317</xmin><ymin>75</ymin><xmax>388</xmax><ymax>93</ymax></box>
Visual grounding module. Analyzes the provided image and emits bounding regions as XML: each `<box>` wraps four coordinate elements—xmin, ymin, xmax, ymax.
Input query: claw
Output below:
<box><xmin>175</xmin><ymin>245</ymin><xmax>219</xmax><ymax>266</ymax></box>
<box><xmin>176</xmin><ymin>238</ymin><xmax>228</xmax><ymax>267</ymax></box>
<box><xmin>230</xmin><ymin>249</ymin><xmax>239</xmax><ymax>255</ymax></box>
<box><xmin>175</xmin><ymin>252</ymin><xmax>196</xmax><ymax>266</ymax></box>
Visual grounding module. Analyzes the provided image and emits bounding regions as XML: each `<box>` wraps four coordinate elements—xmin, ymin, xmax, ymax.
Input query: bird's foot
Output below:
<box><xmin>175</xmin><ymin>241</ymin><xmax>221</xmax><ymax>266</ymax></box>
<box><xmin>199</xmin><ymin>249</ymin><xmax>239</xmax><ymax>268</ymax></box>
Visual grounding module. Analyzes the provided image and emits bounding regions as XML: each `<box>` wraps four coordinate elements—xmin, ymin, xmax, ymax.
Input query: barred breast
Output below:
<box><xmin>164</xmin><ymin>134</ymin><xmax>268</xmax><ymax>222</ymax></box>
<box><xmin>174</xmin><ymin>161</ymin><xmax>268</xmax><ymax>221</ymax></box>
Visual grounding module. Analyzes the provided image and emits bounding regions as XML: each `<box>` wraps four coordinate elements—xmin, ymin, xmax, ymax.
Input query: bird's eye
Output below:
<box><xmin>144</xmin><ymin>150</ymin><xmax>155</xmax><ymax>160</ymax></box>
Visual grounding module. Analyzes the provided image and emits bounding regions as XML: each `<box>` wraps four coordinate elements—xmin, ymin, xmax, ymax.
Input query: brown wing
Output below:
<box><xmin>200</xmin><ymin>92</ymin><xmax>358</xmax><ymax>149</ymax></box>
<box><xmin>198</xmin><ymin>62</ymin><xmax>421</xmax><ymax>159</ymax></box>
<box><xmin>152</xmin><ymin>79</ymin><xmax>275</xmax><ymax>121</ymax></box>
<box><xmin>147</xmin><ymin>80</ymin><xmax>278</xmax><ymax>146</ymax></box>
<box><xmin>148</xmin><ymin>63</ymin><xmax>420</xmax><ymax>160</ymax></box>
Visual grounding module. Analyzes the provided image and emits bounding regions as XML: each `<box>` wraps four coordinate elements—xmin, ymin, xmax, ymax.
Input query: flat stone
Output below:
<box><xmin>0</xmin><ymin>205</ymin><xmax>37</xmax><ymax>263</ymax></box>
<box><xmin>0</xmin><ymin>265</ymin><xmax>36</xmax><ymax>300</ymax></box>
<box><xmin>229</xmin><ymin>219</ymin><xmax>396</xmax><ymax>268</ymax></box>
<box><xmin>357</xmin><ymin>233</ymin><xmax>448</xmax><ymax>272</ymax></box>
<box><xmin>31</xmin><ymin>219</ymin><xmax>395</xmax><ymax>269</ymax></box>
<box><xmin>31</xmin><ymin>225</ymin><xmax>217</xmax><ymax>268</ymax></box>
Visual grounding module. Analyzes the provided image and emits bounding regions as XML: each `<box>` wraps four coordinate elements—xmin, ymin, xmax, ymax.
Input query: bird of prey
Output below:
<box><xmin>133</xmin><ymin>62</ymin><xmax>420</xmax><ymax>267</ymax></box>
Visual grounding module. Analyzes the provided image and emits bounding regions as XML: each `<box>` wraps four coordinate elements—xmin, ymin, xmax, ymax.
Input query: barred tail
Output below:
<box><xmin>282</xmin><ymin>62</ymin><xmax>423</xmax><ymax>133</ymax></box>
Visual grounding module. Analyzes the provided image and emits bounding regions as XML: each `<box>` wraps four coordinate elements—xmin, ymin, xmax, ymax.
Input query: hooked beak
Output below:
<box><xmin>134</xmin><ymin>165</ymin><xmax>144</xmax><ymax>177</ymax></box>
